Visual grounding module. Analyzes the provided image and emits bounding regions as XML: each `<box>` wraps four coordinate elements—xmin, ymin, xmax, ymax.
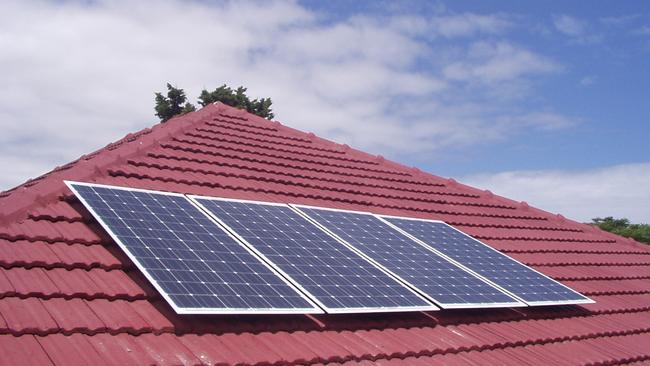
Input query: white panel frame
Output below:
<box><xmin>188</xmin><ymin>195</ymin><xmax>440</xmax><ymax>314</ymax></box>
<box><xmin>65</xmin><ymin>181</ymin><xmax>323</xmax><ymax>315</ymax></box>
<box><xmin>291</xmin><ymin>204</ymin><xmax>526</xmax><ymax>309</ymax></box>
<box><xmin>378</xmin><ymin>214</ymin><xmax>595</xmax><ymax>306</ymax></box>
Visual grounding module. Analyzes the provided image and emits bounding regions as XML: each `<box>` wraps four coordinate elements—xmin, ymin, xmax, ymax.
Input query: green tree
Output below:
<box><xmin>155</xmin><ymin>83</ymin><xmax>274</xmax><ymax>122</ymax></box>
<box><xmin>154</xmin><ymin>83</ymin><xmax>196</xmax><ymax>122</ymax></box>
<box><xmin>198</xmin><ymin>84</ymin><xmax>274</xmax><ymax>119</ymax></box>
<box><xmin>591</xmin><ymin>217</ymin><xmax>650</xmax><ymax>244</ymax></box>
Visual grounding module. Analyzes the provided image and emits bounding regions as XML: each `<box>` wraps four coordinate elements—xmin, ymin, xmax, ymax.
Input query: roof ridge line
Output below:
<box><xmin>424</xmin><ymin>174</ymin><xmax>643</xmax><ymax>246</ymax></box>
<box><xmin>0</xmin><ymin>104</ymin><xmax>226</xmax><ymax>225</ymax></box>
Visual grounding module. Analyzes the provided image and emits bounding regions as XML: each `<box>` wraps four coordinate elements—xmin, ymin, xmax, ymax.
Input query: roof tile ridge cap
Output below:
<box><xmin>215</xmin><ymin>102</ymin><xmax>284</xmax><ymax>130</ymax></box>
<box><xmin>0</xmin><ymin>104</ymin><xmax>224</xmax><ymax>226</ymax></box>
<box><xmin>292</xmin><ymin>133</ymin><xmax>402</xmax><ymax>167</ymax></box>
<box><xmin>249</xmin><ymin>110</ymin><xmax>348</xmax><ymax>153</ymax></box>
<box><xmin>449</xmin><ymin>179</ymin><xmax>641</xmax><ymax>245</ymax></box>
<box><xmin>442</xmin><ymin>178</ymin><xmax>626</xmax><ymax>236</ymax></box>
<box><xmin>217</xmin><ymin>103</ymin><xmax>370</xmax><ymax>157</ymax></box>
<box><xmin>332</xmin><ymin>150</ymin><xmax>458</xmax><ymax>186</ymax></box>
<box><xmin>274</xmin><ymin>124</ymin><xmax>345</xmax><ymax>152</ymax></box>
<box><xmin>444</xmin><ymin>178</ymin><xmax>531</xmax><ymax>210</ymax></box>
<box><xmin>515</xmin><ymin>203</ymin><xmax>639</xmax><ymax>244</ymax></box>
<box><xmin>589</xmin><ymin>225</ymin><xmax>650</xmax><ymax>251</ymax></box>
<box><xmin>448</xmin><ymin>177</ymin><xmax>576</xmax><ymax>222</ymax></box>
<box><xmin>215</xmin><ymin>103</ymin><xmax>318</xmax><ymax>146</ymax></box>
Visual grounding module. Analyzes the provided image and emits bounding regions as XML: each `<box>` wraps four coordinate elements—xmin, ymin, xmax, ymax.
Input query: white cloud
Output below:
<box><xmin>632</xmin><ymin>25</ymin><xmax>650</xmax><ymax>36</ymax></box>
<box><xmin>494</xmin><ymin>111</ymin><xmax>579</xmax><ymax>131</ymax></box>
<box><xmin>0</xmin><ymin>0</ymin><xmax>570</xmax><ymax>190</ymax></box>
<box><xmin>553</xmin><ymin>14</ymin><xmax>587</xmax><ymax>36</ymax></box>
<box><xmin>462</xmin><ymin>163</ymin><xmax>650</xmax><ymax>223</ymax></box>
<box><xmin>430</xmin><ymin>13</ymin><xmax>512</xmax><ymax>37</ymax></box>
<box><xmin>580</xmin><ymin>75</ymin><xmax>597</xmax><ymax>86</ymax></box>
<box><xmin>443</xmin><ymin>41</ymin><xmax>559</xmax><ymax>83</ymax></box>
<box><xmin>599</xmin><ymin>14</ymin><xmax>642</xmax><ymax>26</ymax></box>
<box><xmin>552</xmin><ymin>14</ymin><xmax>601</xmax><ymax>44</ymax></box>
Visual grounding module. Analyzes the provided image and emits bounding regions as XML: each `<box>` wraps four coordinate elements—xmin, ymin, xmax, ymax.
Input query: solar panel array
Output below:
<box><xmin>293</xmin><ymin>206</ymin><xmax>523</xmax><ymax>308</ymax></box>
<box><xmin>382</xmin><ymin>216</ymin><xmax>593</xmax><ymax>305</ymax></box>
<box><xmin>66</xmin><ymin>182</ymin><xmax>321</xmax><ymax>314</ymax></box>
<box><xmin>191</xmin><ymin>197</ymin><xmax>437</xmax><ymax>313</ymax></box>
<box><xmin>68</xmin><ymin>180</ymin><xmax>592</xmax><ymax>314</ymax></box>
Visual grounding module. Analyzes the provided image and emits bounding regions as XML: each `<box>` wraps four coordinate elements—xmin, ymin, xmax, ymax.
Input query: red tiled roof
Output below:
<box><xmin>1</xmin><ymin>103</ymin><xmax>649</xmax><ymax>365</ymax></box>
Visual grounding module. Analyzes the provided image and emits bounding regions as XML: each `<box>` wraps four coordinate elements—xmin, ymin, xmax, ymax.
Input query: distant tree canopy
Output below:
<box><xmin>154</xmin><ymin>83</ymin><xmax>273</xmax><ymax>122</ymax></box>
<box><xmin>154</xmin><ymin>83</ymin><xmax>196</xmax><ymax>122</ymax></box>
<box><xmin>591</xmin><ymin>217</ymin><xmax>650</xmax><ymax>244</ymax></box>
<box><xmin>199</xmin><ymin>85</ymin><xmax>274</xmax><ymax>120</ymax></box>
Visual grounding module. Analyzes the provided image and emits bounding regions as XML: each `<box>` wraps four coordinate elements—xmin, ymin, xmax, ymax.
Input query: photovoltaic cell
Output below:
<box><xmin>191</xmin><ymin>197</ymin><xmax>437</xmax><ymax>313</ymax></box>
<box><xmin>382</xmin><ymin>216</ymin><xmax>593</xmax><ymax>305</ymax></box>
<box><xmin>294</xmin><ymin>206</ymin><xmax>523</xmax><ymax>308</ymax></box>
<box><xmin>66</xmin><ymin>181</ymin><xmax>321</xmax><ymax>314</ymax></box>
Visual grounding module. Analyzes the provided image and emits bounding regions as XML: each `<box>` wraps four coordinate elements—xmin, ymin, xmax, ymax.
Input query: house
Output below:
<box><xmin>0</xmin><ymin>102</ymin><xmax>649</xmax><ymax>365</ymax></box>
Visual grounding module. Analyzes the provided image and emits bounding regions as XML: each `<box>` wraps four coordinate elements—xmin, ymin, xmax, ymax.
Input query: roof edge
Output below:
<box><xmin>0</xmin><ymin>103</ymin><xmax>226</xmax><ymax>225</ymax></box>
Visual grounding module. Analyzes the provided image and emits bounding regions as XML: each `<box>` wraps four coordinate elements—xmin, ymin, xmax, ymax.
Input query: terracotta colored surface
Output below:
<box><xmin>0</xmin><ymin>103</ymin><xmax>649</xmax><ymax>365</ymax></box>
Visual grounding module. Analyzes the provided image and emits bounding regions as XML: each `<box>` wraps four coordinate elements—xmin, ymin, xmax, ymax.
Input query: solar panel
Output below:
<box><xmin>65</xmin><ymin>181</ymin><xmax>321</xmax><ymax>314</ymax></box>
<box><xmin>293</xmin><ymin>205</ymin><xmax>524</xmax><ymax>309</ymax></box>
<box><xmin>190</xmin><ymin>197</ymin><xmax>438</xmax><ymax>313</ymax></box>
<box><xmin>381</xmin><ymin>216</ymin><xmax>594</xmax><ymax>306</ymax></box>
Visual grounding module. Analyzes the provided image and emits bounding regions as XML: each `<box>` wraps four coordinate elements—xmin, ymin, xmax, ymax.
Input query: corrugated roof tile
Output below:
<box><xmin>85</xmin><ymin>299</ymin><xmax>152</xmax><ymax>334</ymax></box>
<box><xmin>46</xmin><ymin>268</ymin><xmax>100</xmax><ymax>297</ymax></box>
<box><xmin>127</xmin><ymin>300</ymin><xmax>175</xmax><ymax>333</ymax></box>
<box><xmin>0</xmin><ymin>269</ymin><xmax>15</xmax><ymax>297</ymax></box>
<box><xmin>38</xmin><ymin>333</ymin><xmax>108</xmax><ymax>365</ymax></box>
<box><xmin>0</xmin><ymin>335</ymin><xmax>54</xmax><ymax>365</ymax></box>
<box><xmin>0</xmin><ymin>297</ymin><xmax>58</xmax><ymax>335</ymax></box>
<box><xmin>0</xmin><ymin>239</ymin><xmax>57</xmax><ymax>267</ymax></box>
<box><xmin>85</xmin><ymin>269</ymin><xmax>147</xmax><ymax>299</ymax></box>
<box><xmin>176</xmin><ymin>333</ymin><xmax>244</xmax><ymax>366</ymax></box>
<box><xmin>48</xmin><ymin>242</ymin><xmax>122</xmax><ymax>270</ymax></box>
<box><xmin>132</xmin><ymin>333</ymin><xmax>202</xmax><ymax>365</ymax></box>
<box><xmin>85</xmin><ymin>333</ymin><xmax>156</xmax><ymax>365</ymax></box>
<box><xmin>3</xmin><ymin>267</ymin><xmax>60</xmax><ymax>297</ymax></box>
<box><xmin>42</xmin><ymin>298</ymin><xmax>106</xmax><ymax>334</ymax></box>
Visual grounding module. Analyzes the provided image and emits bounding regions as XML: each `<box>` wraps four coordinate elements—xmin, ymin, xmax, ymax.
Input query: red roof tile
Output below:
<box><xmin>0</xmin><ymin>335</ymin><xmax>54</xmax><ymax>365</ymax></box>
<box><xmin>42</xmin><ymin>298</ymin><xmax>106</xmax><ymax>334</ymax></box>
<box><xmin>0</xmin><ymin>102</ymin><xmax>649</xmax><ymax>364</ymax></box>
<box><xmin>38</xmin><ymin>333</ymin><xmax>107</xmax><ymax>365</ymax></box>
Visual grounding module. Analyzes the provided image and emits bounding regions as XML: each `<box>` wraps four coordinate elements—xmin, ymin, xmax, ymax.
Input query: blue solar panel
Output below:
<box><xmin>191</xmin><ymin>197</ymin><xmax>438</xmax><ymax>313</ymax></box>
<box><xmin>381</xmin><ymin>216</ymin><xmax>593</xmax><ymax>306</ymax></box>
<box><xmin>66</xmin><ymin>181</ymin><xmax>321</xmax><ymax>314</ymax></box>
<box><xmin>294</xmin><ymin>206</ymin><xmax>523</xmax><ymax>308</ymax></box>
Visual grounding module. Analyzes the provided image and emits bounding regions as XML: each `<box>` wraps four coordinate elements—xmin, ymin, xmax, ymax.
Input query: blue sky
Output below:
<box><xmin>1</xmin><ymin>0</ymin><xmax>649</xmax><ymax>222</ymax></box>
<box><xmin>303</xmin><ymin>0</ymin><xmax>650</xmax><ymax>176</ymax></box>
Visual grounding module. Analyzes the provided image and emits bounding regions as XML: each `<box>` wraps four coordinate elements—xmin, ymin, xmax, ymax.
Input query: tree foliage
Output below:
<box><xmin>154</xmin><ymin>83</ymin><xmax>195</xmax><ymax>122</ymax></box>
<box><xmin>591</xmin><ymin>217</ymin><xmax>650</xmax><ymax>244</ymax></box>
<box><xmin>199</xmin><ymin>85</ymin><xmax>274</xmax><ymax>120</ymax></box>
<box><xmin>154</xmin><ymin>83</ymin><xmax>273</xmax><ymax>122</ymax></box>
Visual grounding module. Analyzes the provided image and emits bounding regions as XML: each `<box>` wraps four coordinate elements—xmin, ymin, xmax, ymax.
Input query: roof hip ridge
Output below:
<box><xmin>0</xmin><ymin>103</ymin><xmax>226</xmax><ymax>225</ymax></box>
